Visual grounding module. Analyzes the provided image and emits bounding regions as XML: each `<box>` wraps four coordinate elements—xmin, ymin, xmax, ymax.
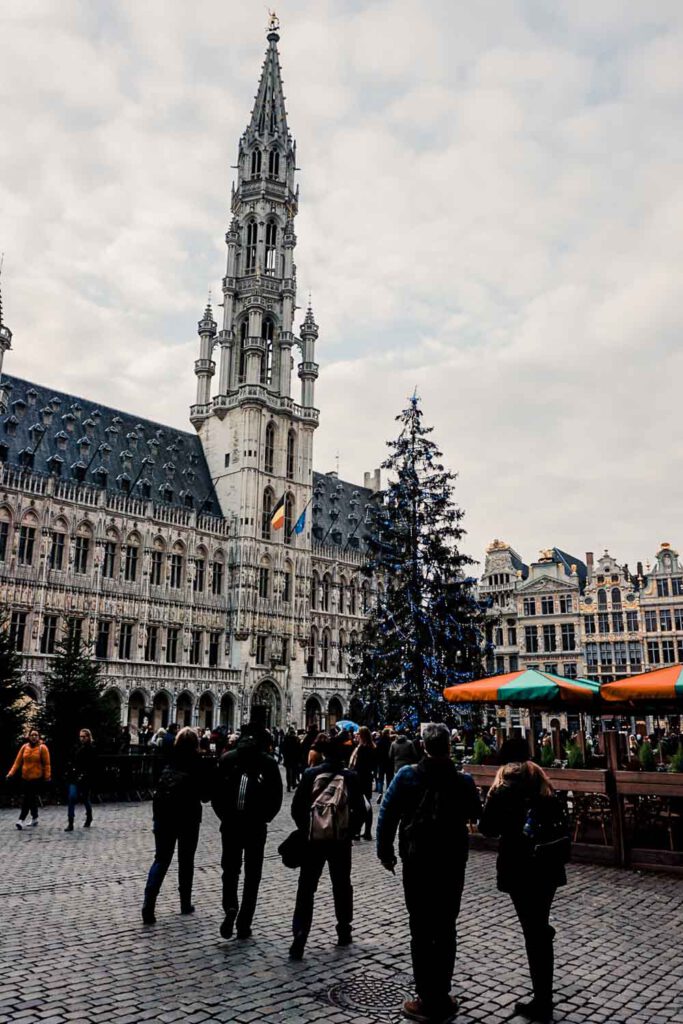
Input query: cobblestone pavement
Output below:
<box><xmin>1</xmin><ymin>784</ymin><xmax>682</xmax><ymax>1024</ymax></box>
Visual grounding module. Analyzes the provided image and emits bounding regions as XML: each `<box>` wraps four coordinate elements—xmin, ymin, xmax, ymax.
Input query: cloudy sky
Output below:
<box><xmin>1</xmin><ymin>0</ymin><xmax>682</xmax><ymax>571</ymax></box>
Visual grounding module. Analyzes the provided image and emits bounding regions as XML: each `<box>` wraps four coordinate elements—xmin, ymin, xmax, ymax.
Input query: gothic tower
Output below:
<box><xmin>191</xmin><ymin>17</ymin><xmax>318</xmax><ymax>724</ymax></box>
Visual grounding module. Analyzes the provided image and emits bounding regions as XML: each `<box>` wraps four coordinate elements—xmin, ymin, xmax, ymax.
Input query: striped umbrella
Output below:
<box><xmin>443</xmin><ymin>668</ymin><xmax>601</xmax><ymax>707</ymax></box>
<box><xmin>601</xmin><ymin>665</ymin><xmax>683</xmax><ymax>704</ymax></box>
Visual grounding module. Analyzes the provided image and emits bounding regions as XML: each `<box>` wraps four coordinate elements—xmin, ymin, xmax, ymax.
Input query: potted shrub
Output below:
<box><xmin>638</xmin><ymin>740</ymin><xmax>656</xmax><ymax>772</ymax></box>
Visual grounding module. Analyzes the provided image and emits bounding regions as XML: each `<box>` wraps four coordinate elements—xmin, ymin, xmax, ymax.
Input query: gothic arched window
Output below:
<box><xmin>250</xmin><ymin>149</ymin><xmax>262</xmax><ymax>177</ymax></box>
<box><xmin>265</xmin><ymin>222</ymin><xmax>277</xmax><ymax>275</ymax></box>
<box><xmin>245</xmin><ymin>220</ymin><xmax>257</xmax><ymax>273</ymax></box>
<box><xmin>284</xmin><ymin>492</ymin><xmax>295</xmax><ymax>545</ymax></box>
<box><xmin>286</xmin><ymin>430</ymin><xmax>296</xmax><ymax>480</ymax></box>
<box><xmin>261</xmin><ymin>319</ymin><xmax>274</xmax><ymax>385</ymax></box>
<box><xmin>268</xmin><ymin>149</ymin><xmax>279</xmax><ymax>178</ymax></box>
<box><xmin>310</xmin><ymin>571</ymin><xmax>319</xmax><ymax>610</ymax></box>
<box><xmin>264</xmin><ymin>422</ymin><xmax>275</xmax><ymax>475</ymax></box>
<box><xmin>321</xmin><ymin>629</ymin><xmax>330</xmax><ymax>673</ymax></box>
<box><xmin>322</xmin><ymin>573</ymin><xmax>331</xmax><ymax>611</ymax></box>
<box><xmin>239</xmin><ymin>322</ymin><xmax>247</xmax><ymax>383</ymax></box>
<box><xmin>262</xmin><ymin>487</ymin><xmax>274</xmax><ymax>540</ymax></box>
<box><xmin>338</xmin><ymin>575</ymin><xmax>346</xmax><ymax>615</ymax></box>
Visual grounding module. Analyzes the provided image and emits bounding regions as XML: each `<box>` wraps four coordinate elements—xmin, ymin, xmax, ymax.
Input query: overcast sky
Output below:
<box><xmin>1</xmin><ymin>0</ymin><xmax>682</xmax><ymax>572</ymax></box>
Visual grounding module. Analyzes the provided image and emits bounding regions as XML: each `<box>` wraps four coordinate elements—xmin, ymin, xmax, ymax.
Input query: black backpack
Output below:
<box><xmin>402</xmin><ymin>765</ymin><xmax>457</xmax><ymax>858</ymax></box>
<box><xmin>522</xmin><ymin>796</ymin><xmax>571</xmax><ymax>866</ymax></box>
<box><xmin>153</xmin><ymin>766</ymin><xmax>191</xmax><ymax>810</ymax></box>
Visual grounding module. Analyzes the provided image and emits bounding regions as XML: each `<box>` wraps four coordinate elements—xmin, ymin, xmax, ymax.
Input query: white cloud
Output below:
<box><xmin>1</xmin><ymin>0</ymin><xmax>682</xmax><ymax>570</ymax></box>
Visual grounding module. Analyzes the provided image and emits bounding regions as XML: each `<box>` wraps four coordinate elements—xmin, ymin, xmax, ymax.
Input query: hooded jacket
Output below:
<box><xmin>212</xmin><ymin>735</ymin><xmax>283</xmax><ymax>827</ymax></box>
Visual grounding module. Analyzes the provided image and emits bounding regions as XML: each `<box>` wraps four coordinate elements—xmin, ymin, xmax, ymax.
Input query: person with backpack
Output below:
<box><xmin>7</xmin><ymin>729</ymin><xmax>51</xmax><ymax>830</ymax></box>
<box><xmin>479</xmin><ymin>752</ymin><xmax>570</xmax><ymax>1024</ymax></box>
<box><xmin>141</xmin><ymin>727</ymin><xmax>212</xmax><ymax>924</ymax></box>
<box><xmin>281</xmin><ymin>727</ymin><xmax>301</xmax><ymax>792</ymax></box>
<box><xmin>212</xmin><ymin>727</ymin><xmax>283</xmax><ymax>940</ymax></box>
<box><xmin>377</xmin><ymin>723</ymin><xmax>481</xmax><ymax>1024</ymax></box>
<box><xmin>289</xmin><ymin>732</ymin><xmax>365</xmax><ymax>960</ymax></box>
<box><xmin>389</xmin><ymin>730</ymin><xmax>418</xmax><ymax>777</ymax></box>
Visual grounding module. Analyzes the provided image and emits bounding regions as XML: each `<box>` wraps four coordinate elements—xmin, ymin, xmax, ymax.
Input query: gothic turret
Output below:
<box><xmin>191</xmin><ymin>296</ymin><xmax>217</xmax><ymax>421</ymax></box>
<box><xmin>0</xmin><ymin>257</ymin><xmax>13</xmax><ymax>414</ymax></box>
<box><xmin>299</xmin><ymin>301</ymin><xmax>319</xmax><ymax>409</ymax></box>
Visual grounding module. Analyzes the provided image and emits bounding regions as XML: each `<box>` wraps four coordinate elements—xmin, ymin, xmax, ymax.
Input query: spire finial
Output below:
<box><xmin>205</xmin><ymin>287</ymin><xmax>213</xmax><ymax>318</ymax></box>
<box><xmin>267</xmin><ymin>9</ymin><xmax>280</xmax><ymax>37</ymax></box>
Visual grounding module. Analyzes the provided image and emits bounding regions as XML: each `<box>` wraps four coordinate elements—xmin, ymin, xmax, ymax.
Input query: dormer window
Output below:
<box><xmin>139</xmin><ymin>479</ymin><xmax>151</xmax><ymax>499</ymax></box>
<box><xmin>0</xmin><ymin>441</ymin><xmax>9</xmax><ymax>461</ymax></box>
<box><xmin>78</xmin><ymin>436</ymin><xmax>91</xmax><ymax>455</ymax></box>
<box><xmin>62</xmin><ymin>412</ymin><xmax>76</xmax><ymax>432</ymax></box>
<box><xmin>19</xmin><ymin>448</ymin><xmax>34</xmax><ymax>469</ymax></box>
<box><xmin>93</xmin><ymin>466</ymin><xmax>108</xmax><ymax>488</ymax></box>
<box><xmin>127</xmin><ymin>431</ymin><xmax>138</xmax><ymax>449</ymax></box>
<box><xmin>118</xmin><ymin>474</ymin><xmax>130</xmax><ymax>494</ymax></box>
<box><xmin>4</xmin><ymin>416</ymin><xmax>18</xmax><ymax>437</ymax></box>
<box><xmin>26</xmin><ymin>388</ymin><xmax>38</xmax><ymax>406</ymax></box>
<box><xmin>83</xmin><ymin>418</ymin><xmax>96</xmax><ymax>436</ymax></box>
<box><xmin>161</xmin><ymin>486</ymin><xmax>173</xmax><ymax>503</ymax></box>
<box><xmin>54</xmin><ymin>430</ymin><xmax>68</xmax><ymax>450</ymax></box>
<box><xmin>184</xmin><ymin>493</ymin><xmax>194</xmax><ymax>509</ymax></box>
<box><xmin>41</xmin><ymin>406</ymin><xmax>54</xmax><ymax>425</ymax></box>
<box><xmin>50</xmin><ymin>397</ymin><xmax>62</xmax><ymax>411</ymax></box>
<box><xmin>13</xmin><ymin>399</ymin><xmax>27</xmax><ymax>420</ymax></box>
<box><xmin>71</xmin><ymin>461</ymin><xmax>86</xmax><ymax>482</ymax></box>
<box><xmin>47</xmin><ymin>454</ymin><xmax>63</xmax><ymax>476</ymax></box>
<box><xmin>101</xmin><ymin>443</ymin><xmax>112</xmax><ymax>463</ymax></box>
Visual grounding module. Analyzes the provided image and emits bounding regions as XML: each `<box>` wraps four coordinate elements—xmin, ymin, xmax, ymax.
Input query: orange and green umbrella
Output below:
<box><xmin>601</xmin><ymin>665</ymin><xmax>683</xmax><ymax>704</ymax></box>
<box><xmin>443</xmin><ymin>668</ymin><xmax>601</xmax><ymax>707</ymax></box>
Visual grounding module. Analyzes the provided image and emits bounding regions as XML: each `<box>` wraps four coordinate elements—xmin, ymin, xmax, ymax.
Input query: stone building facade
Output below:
<box><xmin>481</xmin><ymin>539</ymin><xmax>683</xmax><ymax>685</ymax></box>
<box><xmin>0</xmin><ymin>20</ymin><xmax>377</xmax><ymax>739</ymax></box>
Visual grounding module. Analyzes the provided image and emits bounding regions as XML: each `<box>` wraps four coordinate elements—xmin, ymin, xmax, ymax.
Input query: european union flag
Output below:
<box><xmin>293</xmin><ymin>508</ymin><xmax>306</xmax><ymax>534</ymax></box>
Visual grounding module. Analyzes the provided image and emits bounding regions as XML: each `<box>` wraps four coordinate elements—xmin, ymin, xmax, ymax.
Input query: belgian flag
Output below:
<box><xmin>270</xmin><ymin>494</ymin><xmax>285</xmax><ymax>530</ymax></box>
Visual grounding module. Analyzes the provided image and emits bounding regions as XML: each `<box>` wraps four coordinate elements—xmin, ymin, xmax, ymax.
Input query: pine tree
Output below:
<box><xmin>37</xmin><ymin>634</ymin><xmax>119</xmax><ymax>776</ymax></box>
<box><xmin>0</xmin><ymin>613</ymin><xmax>28</xmax><ymax>772</ymax></box>
<box><xmin>351</xmin><ymin>393</ymin><xmax>486</xmax><ymax>727</ymax></box>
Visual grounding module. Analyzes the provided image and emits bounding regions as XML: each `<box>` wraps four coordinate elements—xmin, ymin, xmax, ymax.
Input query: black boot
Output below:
<box><xmin>514</xmin><ymin>998</ymin><xmax>553</xmax><ymax>1023</ymax></box>
<box><xmin>289</xmin><ymin>933</ymin><xmax>306</xmax><ymax>960</ymax></box>
<box><xmin>83</xmin><ymin>814</ymin><xmax>92</xmax><ymax>828</ymax></box>
<box><xmin>65</xmin><ymin>821</ymin><xmax>74</xmax><ymax>832</ymax></box>
<box><xmin>141</xmin><ymin>902</ymin><xmax>156</xmax><ymax>925</ymax></box>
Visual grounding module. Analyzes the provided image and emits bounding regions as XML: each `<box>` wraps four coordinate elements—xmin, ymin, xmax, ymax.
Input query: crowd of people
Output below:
<box><xmin>5</xmin><ymin>719</ymin><xmax>569</xmax><ymax>1024</ymax></box>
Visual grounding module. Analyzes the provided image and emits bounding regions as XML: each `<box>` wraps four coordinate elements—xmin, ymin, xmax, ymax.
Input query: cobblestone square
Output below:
<box><xmin>1</xmin><ymin>789</ymin><xmax>682</xmax><ymax>1024</ymax></box>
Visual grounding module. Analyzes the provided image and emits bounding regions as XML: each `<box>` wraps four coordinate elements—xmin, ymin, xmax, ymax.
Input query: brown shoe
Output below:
<box><xmin>402</xmin><ymin>998</ymin><xmax>459</xmax><ymax>1023</ymax></box>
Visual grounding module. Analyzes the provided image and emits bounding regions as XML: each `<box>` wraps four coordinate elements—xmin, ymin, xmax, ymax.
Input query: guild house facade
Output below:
<box><xmin>0</xmin><ymin>18</ymin><xmax>380</xmax><ymax>739</ymax></box>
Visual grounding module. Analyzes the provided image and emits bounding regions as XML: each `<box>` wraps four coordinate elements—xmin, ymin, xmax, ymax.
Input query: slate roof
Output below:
<box><xmin>311</xmin><ymin>471</ymin><xmax>377</xmax><ymax>553</ymax></box>
<box><xmin>0</xmin><ymin>375</ymin><xmax>221</xmax><ymax>516</ymax></box>
<box><xmin>552</xmin><ymin>547</ymin><xmax>588</xmax><ymax>586</ymax></box>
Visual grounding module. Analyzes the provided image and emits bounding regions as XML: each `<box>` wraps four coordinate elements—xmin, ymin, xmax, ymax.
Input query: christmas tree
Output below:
<box><xmin>0</xmin><ymin>613</ymin><xmax>28</xmax><ymax>772</ymax></box>
<box><xmin>351</xmin><ymin>393</ymin><xmax>486</xmax><ymax>727</ymax></box>
<box><xmin>37</xmin><ymin>634</ymin><xmax>120</xmax><ymax>775</ymax></box>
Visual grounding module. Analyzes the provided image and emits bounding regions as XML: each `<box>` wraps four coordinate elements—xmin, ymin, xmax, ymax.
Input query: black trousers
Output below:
<box><xmin>510</xmin><ymin>887</ymin><xmax>557</xmax><ymax>1007</ymax></box>
<box><xmin>292</xmin><ymin>841</ymin><xmax>353</xmax><ymax>941</ymax></box>
<box><xmin>221</xmin><ymin>823</ymin><xmax>267</xmax><ymax>932</ymax></box>
<box><xmin>284</xmin><ymin>763</ymin><xmax>298</xmax><ymax>791</ymax></box>
<box><xmin>402</xmin><ymin>858</ymin><xmax>466</xmax><ymax>1014</ymax></box>
<box><xmin>144</xmin><ymin>816</ymin><xmax>201</xmax><ymax>908</ymax></box>
<box><xmin>19</xmin><ymin>780</ymin><xmax>41</xmax><ymax>821</ymax></box>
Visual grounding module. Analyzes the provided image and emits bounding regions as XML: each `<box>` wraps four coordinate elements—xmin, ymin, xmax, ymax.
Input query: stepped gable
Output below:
<box><xmin>0</xmin><ymin>374</ymin><xmax>221</xmax><ymax>516</ymax></box>
<box><xmin>311</xmin><ymin>471</ymin><xmax>375</xmax><ymax>552</ymax></box>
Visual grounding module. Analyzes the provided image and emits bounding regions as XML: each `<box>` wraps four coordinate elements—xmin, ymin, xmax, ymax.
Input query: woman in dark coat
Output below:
<box><xmin>349</xmin><ymin>726</ymin><xmax>376</xmax><ymax>840</ymax></box>
<box><xmin>479</xmin><ymin>759</ymin><xmax>568</xmax><ymax>1024</ymax></box>
<box><xmin>142</xmin><ymin>727</ymin><xmax>211</xmax><ymax>923</ymax></box>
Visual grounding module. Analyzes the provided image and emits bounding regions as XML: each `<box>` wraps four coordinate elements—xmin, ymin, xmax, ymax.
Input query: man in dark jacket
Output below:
<box><xmin>281</xmin><ymin>727</ymin><xmax>301</xmax><ymax>792</ymax></box>
<box><xmin>64</xmin><ymin>728</ymin><xmax>97</xmax><ymax>831</ymax></box>
<box><xmin>213</xmin><ymin>728</ymin><xmax>283</xmax><ymax>940</ymax></box>
<box><xmin>377</xmin><ymin>723</ymin><xmax>481</xmax><ymax>1024</ymax></box>
<box><xmin>289</xmin><ymin>732</ymin><xmax>365</xmax><ymax>959</ymax></box>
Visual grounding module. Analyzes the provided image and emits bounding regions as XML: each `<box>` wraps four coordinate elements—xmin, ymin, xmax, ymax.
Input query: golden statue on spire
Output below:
<box><xmin>267</xmin><ymin>9</ymin><xmax>280</xmax><ymax>33</ymax></box>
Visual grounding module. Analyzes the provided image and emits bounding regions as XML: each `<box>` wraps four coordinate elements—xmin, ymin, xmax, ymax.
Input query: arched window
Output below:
<box><xmin>284</xmin><ymin>493</ymin><xmax>295</xmax><ymax>545</ymax></box>
<box><xmin>286</xmin><ymin>430</ymin><xmax>295</xmax><ymax>480</ymax></box>
<box><xmin>170</xmin><ymin>542</ymin><xmax>184</xmax><ymax>589</ymax></box>
<box><xmin>361</xmin><ymin>580</ymin><xmax>371</xmax><ymax>614</ymax></box>
<box><xmin>49</xmin><ymin>518</ymin><xmax>68</xmax><ymax>572</ymax></box>
<box><xmin>310</xmin><ymin>571</ymin><xmax>319</xmax><ymax>610</ymax></box>
<box><xmin>250</xmin><ymin>148</ymin><xmax>262</xmax><ymax>177</ymax></box>
<box><xmin>338</xmin><ymin>629</ymin><xmax>346</xmax><ymax>673</ymax></box>
<box><xmin>308</xmin><ymin>627</ymin><xmax>318</xmax><ymax>674</ymax></box>
<box><xmin>338</xmin><ymin>575</ymin><xmax>346</xmax><ymax>614</ymax></box>
<box><xmin>261</xmin><ymin>319</ymin><xmax>274</xmax><ymax>385</ymax></box>
<box><xmin>18</xmin><ymin>512</ymin><xmax>38</xmax><ymax>567</ymax></box>
<box><xmin>611</xmin><ymin>587</ymin><xmax>622</xmax><ymax>607</ymax></box>
<box><xmin>268</xmin><ymin>149</ymin><xmax>280</xmax><ymax>178</ymax></box>
<box><xmin>0</xmin><ymin>507</ymin><xmax>12</xmax><ymax>564</ymax></box>
<box><xmin>321</xmin><ymin>629</ymin><xmax>330</xmax><ymax>673</ymax></box>
<box><xmin>283</xmin><ymin>561</ymin><xmax>293</xmax><ymax>603</ymax></box>
<box><xmin>261</xmin><ymin>487</ymin><xmax>274</xmax><ymax>540</ymax></box>
<box><xmin>239</xmin><ymin>322</ymin><xmax>247</xmax><ymax>383</ymax></box>
<box><xmin>258</xmin><ymin>558</ymin><xmax>270</xmax><ymax>599</ymax></box>
<box><xmin>264</xmin><ymin>422</ymin><xmax>275</xmax><ymax>475</ymax></box>
<box><xmin>322</xmin><ymin>573</ymin><xmax>331</xmax><ymax>611</ymax></box>
<box><xmin>124</xmin><ymin>532</ymin><xmax>140</xmax><ymax>583</ymax></box>
<box><xmin>245</xmin><ymin>220</ymin><xmax>257</xmax><ymax>273</ymax></box>
<box><xmin>597</xmin><ymin>588</ymin><xmax>607</xmax><ymax>609</ymax></box>
<box><xmin>348</xmin><ymin>581</ymin><xmax>357</xmax><ymax>616</ymax></box>
<box><xmin>74</xmin><ymin>522</ymin><xmax>92</xmax><ymax>575</ymax></box>
<box><xmin>265</xmin><ymin>222</ymin><xmax>277</xmax><ymax>275</ymax></box>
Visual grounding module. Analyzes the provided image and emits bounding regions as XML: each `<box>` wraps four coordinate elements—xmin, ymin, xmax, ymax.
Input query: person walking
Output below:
<box><xmin>389</xmin><ymin>730</ymin><xmax>418</xmax><ymax>777</ymax></box>
<box><xmin>7</xmin><ymin>729</ymin><xmax>51</xmax><ymax>830</ymax></box>
<box><xmin>141</xmin><ymin>727</ymin><xmax>211</xmax><ymax>924</ymax></box>
<box><xmin>64</xmin><ymin>728</ymin><xmax>97</xmax><ymax>831</ymax></box>
<box><xmin>375</xmin><ymin>727</ymin><xmax>393</xmax><ymax>798</ymax></box>
<box><xmin>349</xmin><ymin>726</ymin><xmax>376</xmax><ymax>840</ymax></box>
<box><xmin>289</xmin><ymin>732</ymin><xmax>365</xmax><ymax>960</ymax></box>
<box><xmin>282</xmin><ymin>727</ymin><xmax>301</xmax><ymax>793</ymax></box>
<box><xmin>377</xmin><ymin>723</ymin><xmax>482</xmax><ymax>1024</ymax></box>
<box><xmin>479</xmin><ymin>754</ymin><xmax>569</xmax><ymax>1023</ymax></box>
<box><xmin>213</xmin><ymin>728</ymin><xmax>283</xmax><ymax>940</ymax></box>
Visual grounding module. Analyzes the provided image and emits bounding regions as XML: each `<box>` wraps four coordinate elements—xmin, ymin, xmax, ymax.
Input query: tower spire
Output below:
<box><xmin>0</xmin><ymin>254</ymin><xmax>13</xmax><ymax>411</ymax></box>
<box><xmin>248</xmin><ymin>13</ymin><xmax>289</xmax><ymax>142</ymax></box>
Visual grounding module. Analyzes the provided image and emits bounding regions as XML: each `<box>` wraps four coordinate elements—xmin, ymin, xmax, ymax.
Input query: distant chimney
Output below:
<box><xmin>586</xmin><ymin>551</ymin><xmax>594</xmax><ymax>569</ymax></box>
<box><xmin>364</xmin><ymin>468</ymin><xmax>381</xmax><ymax>492</ymax></box>
<box><xmin>637</xmin><ymin>561</ymin><xmax>644</xmax><ymax>578</ymax></box>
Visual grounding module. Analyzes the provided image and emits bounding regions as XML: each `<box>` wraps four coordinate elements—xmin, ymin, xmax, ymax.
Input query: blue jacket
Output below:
<box><xmin>377</xmin><ymin>758</ymin><xmax>481</xmax><ymax>864</ymax></box>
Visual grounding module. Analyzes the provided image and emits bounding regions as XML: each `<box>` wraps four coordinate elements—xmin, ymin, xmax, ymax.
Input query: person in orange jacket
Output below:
<box><xmin>7</xmin><ymin>729</ymin><xmax>51</xmax><ymax>830</ymax></box>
